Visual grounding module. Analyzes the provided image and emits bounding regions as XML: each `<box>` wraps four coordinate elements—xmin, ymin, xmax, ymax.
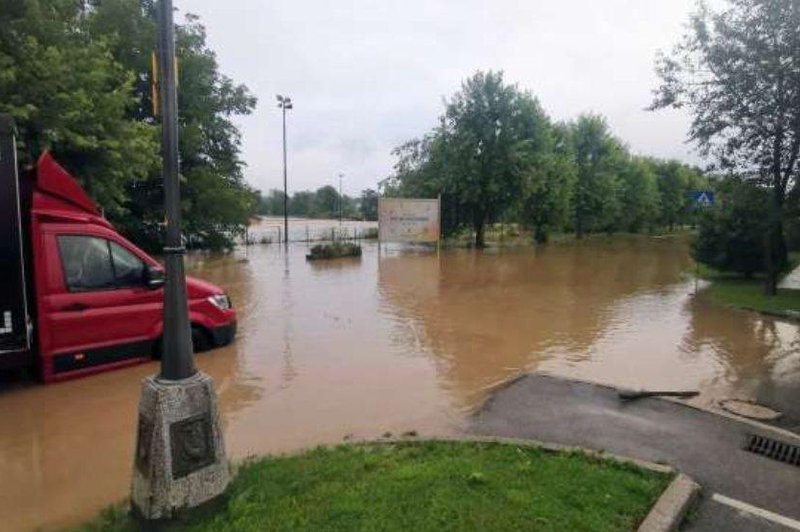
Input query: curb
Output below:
<box><xmin>638</xmin><ymin>473</ymin><xmax>701</xmax><ymax>532</ymax></box>
<box><xmin>453</xmin><ymin>435</ymin><xmax>675</xmax><ymax>474</ymax></box>
<box><xmin>734</xmin><ymin>305</ymin><xmax>800</xmax><ymax>323</ymax></box>
<box><xmin>660</xmin><ymin>396</ymin><xmax>800</xmax><ymax>443</ymax></box>
<box><xmin>355</xmin><ymin>435</ymin><xmax>675</xmax><ymax>475</ymax></box>
<box><xmin>489</xmin><ymin>371</ymin><xmax>800</xmax><ymax>443</ymax></box>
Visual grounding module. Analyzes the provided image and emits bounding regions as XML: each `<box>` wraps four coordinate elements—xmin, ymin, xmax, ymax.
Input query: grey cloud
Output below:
<box><xmin>183</xmin><ymin>0</ymin><xmax>701</xmax><ymax>195</ymax></box>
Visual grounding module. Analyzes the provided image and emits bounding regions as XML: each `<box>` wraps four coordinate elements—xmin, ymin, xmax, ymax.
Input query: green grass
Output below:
<box><xmin>698</xmin><ymin>252</ymin><xmax>800</xmax><ymax>317</ymax></box>
<box><xmin>704</xmin><ymin>277</ymin><xmax>800</xmax><ymax>316</ymax></box>
<box><xmin>78</xmin><ymin>441</ymin><xmax>671</xmax><ymax>532</ymax></box>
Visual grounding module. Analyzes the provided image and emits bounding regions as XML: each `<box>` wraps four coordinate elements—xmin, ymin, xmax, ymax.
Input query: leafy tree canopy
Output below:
<box><xmin>385</xmin><ymin>70</ymin><xmax>704</xmax><ymax>245</ymax></box>
<box><xmin>652</xmin><ymin>0</ymin><xmax>800</xmax><ymax>293</ymax></box>
<box><xmin>1</xmin><ymin>0</ymin><xmax>257</xmax><ymax>250</ymax></box>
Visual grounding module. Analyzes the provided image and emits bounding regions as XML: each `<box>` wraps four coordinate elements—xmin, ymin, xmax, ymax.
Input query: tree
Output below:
<box><xmin>257</xmin><ymin>189</ymin><xmax>287</xmax><ymax>215</ymax></box>
<box><xmin>0</xmin><ymin>0</ymin><xmax>159</xmax><ymax>217</ymax></box>
<box><xmin>570</xmin><ymin>114</ymin><xmax>625</xmax><ymax>237</ymax></box>
<box><xmin>514</xmin><ymin>123</ymin><xmax>575</xmax><ymax>243</ymax></box>
<box><xmin>618</xmin><ymin>157</ymin><xmax>661</xmax><ymax>233</ymax></box>
<box><xmin>693</xmin><ymin>180</ymin><xmax>771</xmax><ymax>277</ymax></box>
<box><xmin>651</xmin><ymin>0</ymin><xmax>800</xmax><ymax>294</ymax></box>
<box><xmin>313</xmin><ymin>185</ymin><xmax>340</xmax><ymax>218</ymax></box>
<box><xmin>359</xmin><ymin>189</ymin><xmax>379</xmax><ymax>221</ymax></box>
<box><xmin>436</xmin><ymin>72</ymin><xmax>545</xmax><ymax>246</ymax></box>
<box><xmin>386</xmin><ymin>73</ymin><xmax>705</xmax><ymax>243</ymax></box>
<box><xmin>1</xmin><ymin>0</ymin><xmax>258</xmax><ymax>251</ymax></box>
<box><xmin>105</xmin><ymin>5</ymin><xmax>257</xmax><ymax>250</ymax></box>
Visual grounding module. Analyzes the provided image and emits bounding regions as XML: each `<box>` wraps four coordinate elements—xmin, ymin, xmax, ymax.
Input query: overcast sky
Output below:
<box><xmin>181</xmin><ymin>0</ymin><xmax>700</xmax><ymax>196</ymax></box>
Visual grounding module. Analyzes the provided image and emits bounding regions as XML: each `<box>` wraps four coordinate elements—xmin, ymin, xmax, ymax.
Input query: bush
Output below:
<box><xmin>362</xmin><ymin>227</ymin><xmax>379</xmax><ymax>239</ymax></box>
<box><xmin>306</xmin><ymin>242</ymin><xmax>362</xmax><ymax>260</ymax></box>
<box><xmin>692</xmin><ymin>182</ymin><xmax>785</xmax><ymax>277</ymax></box>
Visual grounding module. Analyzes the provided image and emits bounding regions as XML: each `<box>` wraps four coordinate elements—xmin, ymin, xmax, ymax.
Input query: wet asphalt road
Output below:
<box><xmin>469</xmin><ymin>374</ymin><xmax>800</xmax><ymax>528</ymax></box>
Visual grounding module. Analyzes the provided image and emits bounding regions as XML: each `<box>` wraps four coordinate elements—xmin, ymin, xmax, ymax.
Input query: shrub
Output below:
<box><xmin>692</xmin><ymin>181</ymin><xmax>786</xmax><ymax>277</ymax></box>
<box><xmin>307</xmin><ymin>242</ymin><xmax>362</xmax><ymax>260</ymax></box>
<box><xmin>362</xmin><ymin>227</ymin><xmax>379</xmax><ymax>239</ymax></box>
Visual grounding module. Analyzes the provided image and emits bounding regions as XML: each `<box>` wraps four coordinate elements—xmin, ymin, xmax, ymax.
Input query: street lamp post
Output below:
<box><xmin>338</xmin><ymin>172</ymin><xmax>344</xmax><ymax>226</ymax></box>
<box><xmin>277</xmin><ymin>95</ymin><xmax>293</xmax><ymax>246</ymax></box>
<box><xmin>131</xmin><ymin>0</ymin><xmax>229</xmax><ymax>519</ymax></box>
<box><xmin>158</xmin><ymin>3</ymin><xmax>192</xmax><ymax>384</ymax></box>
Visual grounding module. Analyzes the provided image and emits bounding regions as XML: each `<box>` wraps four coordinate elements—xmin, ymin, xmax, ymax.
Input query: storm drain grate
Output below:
<box><xmin>744</xmin><ymin>434</ymin><xmax>800</xmax><ymax>467</ymax></box>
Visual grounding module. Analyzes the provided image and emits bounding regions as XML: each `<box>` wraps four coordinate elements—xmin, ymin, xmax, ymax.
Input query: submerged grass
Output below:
<box><xmin>78</xmin><ymin>441</ymin><xmax>671</xmax><ymax>532</ymax></box>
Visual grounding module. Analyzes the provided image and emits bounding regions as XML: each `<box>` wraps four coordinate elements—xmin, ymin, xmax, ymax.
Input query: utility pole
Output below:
<box><xmin>277</xmin><ymin>95</ymin><xmax>293</xmax><ymax>246</ymax></box>
<box><xmin>132</xmin><ymin>0</ymin><xmax>229</xmax><ymax>518</ymax></box>
<box><xmin>338</xmin><ymin>172</ymin><xmax>344</xmax><ymax>226</ymax></box>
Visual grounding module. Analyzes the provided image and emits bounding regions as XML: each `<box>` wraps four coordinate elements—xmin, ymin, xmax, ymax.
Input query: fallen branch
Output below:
<box><xmin>618</xmin><ymin>390</ymin><xmax>699</xmax><ymax>401</ymax></box>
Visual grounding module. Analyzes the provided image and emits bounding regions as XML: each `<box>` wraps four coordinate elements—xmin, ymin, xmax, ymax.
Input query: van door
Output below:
<box><xmin>42</xmin><ymin>232</ymin><xmax>163</xmax><ymax>376</ymax></box>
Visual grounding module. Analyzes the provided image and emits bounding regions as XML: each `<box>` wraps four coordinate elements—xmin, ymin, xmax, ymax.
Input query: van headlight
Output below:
<box><xmin>208</xmin><ymin>294</ymin><xmax>231</xmax><ymax>310</ymax></box>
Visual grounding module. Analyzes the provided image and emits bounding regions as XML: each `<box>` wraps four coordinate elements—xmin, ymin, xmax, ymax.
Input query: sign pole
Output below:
<box><xmin>689</xmin><ymin>189</ymin><xmax>715</xmax><ymax>296</ymax></box>
<box><xmin>695</xmin><ymin>261</ymin><xmax>699</xmax><ymax>295</ymax></box>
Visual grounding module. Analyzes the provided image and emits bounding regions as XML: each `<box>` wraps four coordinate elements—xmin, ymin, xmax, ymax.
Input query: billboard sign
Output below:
<box><xmin>378</xmin><ymin>197</ymin><xmax>440</xmax><ymax>243</ymax></box>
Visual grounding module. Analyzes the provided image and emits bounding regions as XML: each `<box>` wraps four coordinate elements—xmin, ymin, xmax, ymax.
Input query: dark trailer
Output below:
<box><xmin>0</xmin><ymin>115</ymin><xmax>31</xmax><ymax>366</ymax></box>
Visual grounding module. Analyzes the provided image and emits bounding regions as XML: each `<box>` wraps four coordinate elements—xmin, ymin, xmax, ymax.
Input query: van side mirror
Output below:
<box><xmin>145</xmin><ymin>266</ymin><xmax>165</xmax><ymax>290</ymax></box>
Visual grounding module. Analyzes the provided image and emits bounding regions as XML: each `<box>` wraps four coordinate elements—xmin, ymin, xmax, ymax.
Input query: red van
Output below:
<box><xmin>0</xmin><ymin>115</ymin><xmax>236</xmax><ymax>383</ymax></box>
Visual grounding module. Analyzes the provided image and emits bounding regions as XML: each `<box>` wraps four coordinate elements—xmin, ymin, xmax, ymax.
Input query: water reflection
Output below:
<box><xmin>1</xmin><ymin>235</ymin><xmax>798</xmax><ymax>530</ymax></box>
<box><xmin>0</xmin><ymin>252</ymin><xmax>262</xmax><ymax>531</ymax></box>
<box><xmin>685</xmin><ymin>292</ymin><xmax>800</xmax><ymax>411</ymax></box>
<box><xmin>376</xmin><ymin>237</ymin><xmax>700</xmax><ymax>406</ymax></box>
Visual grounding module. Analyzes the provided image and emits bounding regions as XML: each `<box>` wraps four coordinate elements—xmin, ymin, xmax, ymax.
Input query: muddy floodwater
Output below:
<box><xmin>2</xmin><ymin>233</ymin><xmax>799</xmax><ymax>530</ymax></box>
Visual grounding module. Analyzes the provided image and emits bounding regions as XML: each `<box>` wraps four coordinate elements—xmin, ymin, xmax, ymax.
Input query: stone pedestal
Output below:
<box><xmin>131</xmin><ymin>371</ymin><xmax>230</xmax><ymax>520</ymax></box>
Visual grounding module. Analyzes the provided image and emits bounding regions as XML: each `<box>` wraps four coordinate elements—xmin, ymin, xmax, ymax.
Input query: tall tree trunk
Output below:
<box><xmin>534</xmin><ymin>225</ymin><xmax>548</xmax><ymax>244</ymax></box>
<box><xmin>764</xmin><ymin>189</ymin><xmax>786</xmax><ymax>296</ymax></box>
<box><xmin>475</xmin><ymin>222</ymin><xmax>485</xmax><ymax>248</ymax></box>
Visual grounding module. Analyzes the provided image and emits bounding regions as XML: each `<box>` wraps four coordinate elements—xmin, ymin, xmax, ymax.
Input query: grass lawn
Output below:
<box><xmin>699</xmin><ymin>252</ymin><xmax>800</xmax><ymax>317</ymax></box>
<box><xmin>705</xmin><ymin>277</ymin><xmax>800</xmax><ymax>316</ymax></box>
<box><xmin>80</xmin><ymin>441</ymin><xmax>671</xmax><ymax>532</ymax></box>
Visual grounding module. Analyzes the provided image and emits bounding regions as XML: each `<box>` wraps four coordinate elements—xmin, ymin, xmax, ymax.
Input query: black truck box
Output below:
<box><xmin>0</xmin><ymin>115</ymin><xmax>31</xmax><ymax>359</ymax></box>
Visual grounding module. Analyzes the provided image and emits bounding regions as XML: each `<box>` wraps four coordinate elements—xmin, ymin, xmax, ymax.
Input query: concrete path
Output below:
<box><xmin>779</xmin><ymin>265</ymin><xmax>800</xmax><ymax>290</ymax></box>
<box><xmin>756</xmin><ymin>375</ymin><xmax>800</xmax><ymax>435</ymax></box>
<box><xmin>469</xmin><ymin>374</ymin><xmax>800</xmax><ymax>529</ymax></box>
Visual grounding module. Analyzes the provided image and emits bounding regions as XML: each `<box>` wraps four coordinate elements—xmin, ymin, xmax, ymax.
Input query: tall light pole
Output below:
<box><xmin>338</xmin><ymin>172</ymin><xmax>344</xmax><ymax>226</ymax></box>
<box><xmin>277</xmin><ymin>95</ymin><xmax>292</xmax><ymax>246</ymax></box>
<box><xmin>132</xmin><ymin>0</ymin><xmax>229</xmax><ymax>518</ymax></box>
<box><xmin>158</xmin><ymin>3</ymin><xmax>192</xmax><ymax>383</ymax></box>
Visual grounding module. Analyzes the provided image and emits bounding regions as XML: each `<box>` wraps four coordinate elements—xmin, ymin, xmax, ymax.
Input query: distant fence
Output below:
<box><xmin>244</xmin><ymin>221</ymin><xmax>378</xmax><ymax>245</ymax></box>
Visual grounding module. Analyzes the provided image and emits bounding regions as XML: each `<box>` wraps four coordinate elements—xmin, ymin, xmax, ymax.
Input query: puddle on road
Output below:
<box><xmin>1</xmin><ymin>234</ymin><xmax>798</xmax><ymax>530</ymax></box>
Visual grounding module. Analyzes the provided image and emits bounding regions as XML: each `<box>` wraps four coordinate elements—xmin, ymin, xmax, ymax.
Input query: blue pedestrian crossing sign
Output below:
<box><xmin>691</xmin><ymin>191</ymin><xmax>715</xmax><ymax>207</ymax></box>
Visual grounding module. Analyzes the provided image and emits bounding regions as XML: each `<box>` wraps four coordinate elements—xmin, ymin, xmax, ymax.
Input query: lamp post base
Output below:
<box><xmin>131</xmin><ymin>371</ymin><xmax>229</xmax><ymax>520</ymax></box>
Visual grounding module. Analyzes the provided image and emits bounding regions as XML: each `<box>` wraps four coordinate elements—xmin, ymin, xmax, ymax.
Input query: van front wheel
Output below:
<box><xmin>191</xmin><ymin>326</ymin><xmax>212</xmax><ymax>353</ymax></box>
<box><xmin>152</xmin><ymin>326</ymin><xmax>212</xmax><ymax>359</ymax></box>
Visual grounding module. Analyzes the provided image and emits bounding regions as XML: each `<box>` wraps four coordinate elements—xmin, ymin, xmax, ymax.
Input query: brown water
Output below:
<box><xmin>1</xmin><ymin>234</ymin><xmax>799</xmax><ymax>530</ymax></box>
